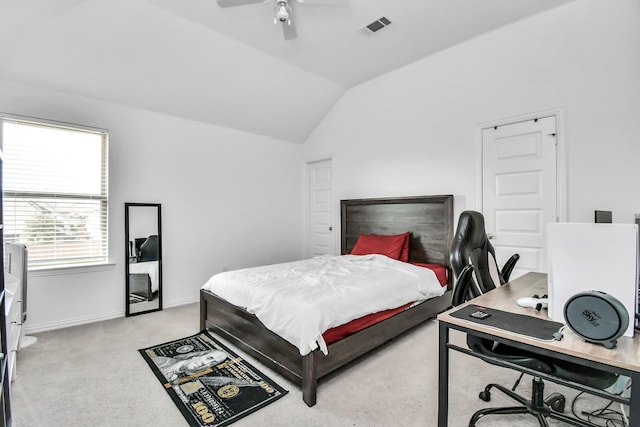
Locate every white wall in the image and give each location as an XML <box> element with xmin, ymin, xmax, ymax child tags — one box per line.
<box><xmin>3</xmin><ymin>0</ymin><xmax>640</xmax><ymax>332</ymax></box>
<box><xmin>0</xmin><ymin>80</ymin><xmax>305</xmax><ymax>333</ymax></box>
<box><xmin>303</xmin><ymin>0</ymin><xmax>640</xmax><ymax>240</ymax></box>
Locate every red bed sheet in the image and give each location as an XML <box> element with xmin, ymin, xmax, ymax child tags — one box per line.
<box><xmin>323</xmin><ymin>263</ymin><xmax>448</xmax><ymax>344</ymax></box>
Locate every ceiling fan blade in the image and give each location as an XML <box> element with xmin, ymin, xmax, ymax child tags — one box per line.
<box><xmin>216</xmin><ymin>0</ymin><xmax>265</xmax><ymax>8</ymax></box>
<box><xmin>282</xmin><ymin>20</ymin><xmax>297</xmax><ymax>40</ymax></box>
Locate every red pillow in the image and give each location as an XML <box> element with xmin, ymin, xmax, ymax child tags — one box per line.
<box><xmin>351</xmin><ymin>232</ymin><xmax>410</xmax><ymax>261</ymax></box>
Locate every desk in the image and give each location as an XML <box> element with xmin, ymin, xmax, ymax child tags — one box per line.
<box><xmin>437</xmin><ymin>272</ymin><xmax>640</xmax><ymax>426</ymax></box>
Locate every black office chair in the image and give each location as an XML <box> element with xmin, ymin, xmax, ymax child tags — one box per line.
<box><xmin>138</xmin><ymin>235</ymin><xmax>159</xmax><ymax>262</ymax></box>
<box><xmin>450</xmin><ymin>210</ymin><xmax>520</xmax><ymax>305</ymax></box>
<box><xmin>450</xmin><ymin>210</ymin><xmax>619</xmax><ymax>427</ymax></box>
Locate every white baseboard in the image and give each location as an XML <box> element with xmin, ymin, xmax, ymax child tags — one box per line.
<box><xmin>25</xmin><ymin>310</ymin><xmax>123</xmax><ymax>334</ymax></box>
<box><xmin>163</xmin><ymin>296</ymin><xmax>199</xmax><ymax>308</ymax></box>
<box><xmin>24</xmin><ymin>296</ymin><xmax>200</xmax><ymax>335</ymax></box>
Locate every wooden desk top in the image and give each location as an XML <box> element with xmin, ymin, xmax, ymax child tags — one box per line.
<box><xmin>438</xmin><ymin>272</ymin><xmax>640</xmax><ymax>373</ymax></box>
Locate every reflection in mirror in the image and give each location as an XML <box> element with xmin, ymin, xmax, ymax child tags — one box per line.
<box><xmin>125</xmin><ymin>203</ymin><xmax>162</xmax><ymax>316</ymax></box>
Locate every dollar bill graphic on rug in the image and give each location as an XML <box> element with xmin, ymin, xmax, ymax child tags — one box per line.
<box><xmin>140</xmin><ymin>331</ymin><xmax>288</xmax><ymax>427</ymax></box>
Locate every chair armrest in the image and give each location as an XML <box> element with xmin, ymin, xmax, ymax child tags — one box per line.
<box><xmin>500</xmin><ymin>254</ymin><xmax>520</xmax><ymax>283</ymax></box>
<box><xmin>451</xmin><ymin>264</ymin><xmax>476</xmax><ymax>307</ymax></box>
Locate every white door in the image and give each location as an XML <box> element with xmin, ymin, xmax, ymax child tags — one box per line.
<box><xmin>306</xmin><ymin>159</ymin><xmax>333</xmax><ymax>257</ymax></box>
<box><xmin>482</xmin><ymin>116</ymin><xmax>557</xmax><ymax>278</ymax></box>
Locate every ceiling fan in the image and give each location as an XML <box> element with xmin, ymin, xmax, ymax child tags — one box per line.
<box><xmin>216</xmin><ymin>0</ymin><xmax>307</xmax><ymax>40</ymax></box>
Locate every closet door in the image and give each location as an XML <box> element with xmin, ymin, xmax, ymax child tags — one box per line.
<box><xmin>482</xmin><ymin>117</ymin><xmax>558</xmax><ymax>278</ymax></box>
<box><xmin>306</xmin><ymin>159</ymin><xmax>334</xmax><ymax>257</ymax></box>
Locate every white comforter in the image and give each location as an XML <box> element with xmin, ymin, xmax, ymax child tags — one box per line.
<box><xmin>201</xmin><ymin>254</ymin><xmax>445</xmax><ymax>356</ymax></box>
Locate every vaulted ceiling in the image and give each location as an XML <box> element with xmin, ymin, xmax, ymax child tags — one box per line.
<box><xmin>0</xmin><ymin>0</ymin><xmax>572</xmax><ymax>143</ymax></box>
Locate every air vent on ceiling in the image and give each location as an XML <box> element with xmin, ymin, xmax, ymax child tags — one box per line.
<box><xmin>365</xmin><ymin>16</ymin><xmax>392</xmax><ymax>33</ymax></box>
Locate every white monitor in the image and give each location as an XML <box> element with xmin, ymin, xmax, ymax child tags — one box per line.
<box><xmin>547</xmin><ymin>223</ymin><xmax>638</xmax><ymax>337</ymax></box>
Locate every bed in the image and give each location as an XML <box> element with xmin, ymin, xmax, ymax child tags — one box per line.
<box><xmin>129</xmin><ymin>261</ymin><xmax>159</xmax><ymax>301</ymax></box>
<box><xmin>129</xmin><ymin>235</ymin><xmax>159</xmax><ymax>302</ymax></box>
<box><xmin>199</xmin><ymin>195</ymin><xmax>454</xmax><ymax>406</ymax></box>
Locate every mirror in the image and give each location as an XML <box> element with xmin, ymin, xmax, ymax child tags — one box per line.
<box><xmin>125</xmin><ymin>203</ymin><xmax>162</xmax><ymax>316</ymax></box>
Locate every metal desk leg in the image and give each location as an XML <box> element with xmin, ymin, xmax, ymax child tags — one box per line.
<box><xmin>438</xmin><ymin>321</ymin><xmax>449</xmax><ymax>427</ymax></box>
<box><xmin>629</xmin><ymin>371</ymin><xmax>640</xmax><ymax>425</ymax></box>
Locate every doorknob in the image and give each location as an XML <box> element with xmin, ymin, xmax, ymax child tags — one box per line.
<box><xmin>329</xmin><ymin>226</ymin><xmax>333</xmax><ymax>231</ymax></box>
<box><xmin>487</xmin><ymin>233</ymin><xmax>494</xmax><ymax>240</ymax></box>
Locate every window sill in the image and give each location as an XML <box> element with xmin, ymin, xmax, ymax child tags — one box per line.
<box><xmin>29</xmin><ymin>262</ymin><xmax>116</xmax><ymax>277</ymax></box>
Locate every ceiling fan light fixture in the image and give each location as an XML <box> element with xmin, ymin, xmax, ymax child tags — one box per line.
<box><xmin>275</xmin><ymin>1</ymin><xmax>290</xmax><ymax>24</ymax></box>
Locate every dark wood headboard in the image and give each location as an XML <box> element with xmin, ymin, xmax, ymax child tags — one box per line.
<box><xmin>340</xmin><ymin>195</ymin><xmax>454</xmax><ymax>268</ymax></box>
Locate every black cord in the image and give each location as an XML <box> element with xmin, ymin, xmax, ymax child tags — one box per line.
<box><xmin>570</xmin><ymin>391</ymin><xmax>627</xmax><ymax>427</ymax></box>
<box><xmin>511</xmin><ymin>372</ymin><xmax>524</xmax><ymax>392</ymax></box>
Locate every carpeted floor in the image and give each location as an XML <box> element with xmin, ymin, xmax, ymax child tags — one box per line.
<box><xmin>11</xmin><ymin>303</ymin><xmax>623</xmax><ymax>426</ymax></box>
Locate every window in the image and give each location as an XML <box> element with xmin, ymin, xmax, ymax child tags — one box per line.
<box><xmin>0</xmin><ymin>115</ymin><xmax>108</xmax><ymax>268</ymax></box>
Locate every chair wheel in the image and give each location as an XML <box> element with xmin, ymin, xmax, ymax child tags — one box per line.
<box><xmin>545</xmin><ymin>392</ymin><xmax>566</xmax><ymax>413</ymax></box>
<box><xmin>479</xmin><ymin>390</ymin><xmax>491</xmax><ymax>402</ymax></box>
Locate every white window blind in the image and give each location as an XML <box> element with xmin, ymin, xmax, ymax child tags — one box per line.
<box><xmin>1</xmin><ymin>116</ymin><xmax>108</xmax><ymax>268</ymax></box>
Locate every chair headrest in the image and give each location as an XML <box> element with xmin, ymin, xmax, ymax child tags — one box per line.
<box><xmin>453</xmin><ymin>210</ymin><xmax>489</xmax><ymax>249</ymax></box>
<box><xmin>450</xmin><ymin>210</ymin><xmax>501</xmax><ymax>290</ymax></box>
<box><xmin>139</xmin><ymin>235</ymin><xmax>159</xmax><ymax>261</ymax></box>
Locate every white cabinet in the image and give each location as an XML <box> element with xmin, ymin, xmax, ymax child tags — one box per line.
<box><xmin>4</xmin><ymin>242</ymin><xmax>28</xmax><ymax>384</ymax></box>
<box><xmin>3</xmin><ymin>272</ymin><xmax>21</xmax><ymax>383</ymax></box>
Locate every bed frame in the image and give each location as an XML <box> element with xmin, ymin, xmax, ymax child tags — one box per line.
<box><xmin>129</xmin><ymin>273</ymin><xmax>153</xmax><ymax>301</ymax></box>
<box><xmin>200</xmin><ymin>195</ymin><xmax>454</xmax><ymax>406</ymax></box>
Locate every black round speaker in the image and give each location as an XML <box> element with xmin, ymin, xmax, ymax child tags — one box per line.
<box><xmin>563</xmin><ymin>291</ymin><xmax>629</xmax><ymax>349</ymax></box>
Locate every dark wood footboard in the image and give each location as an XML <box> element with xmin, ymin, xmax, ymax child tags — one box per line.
<box><xmin>200</xmin><ymin>288</ymin><xmax>452</xmax><ymax>406</ymax></box>
<box><xmin>129</xmin><ymin>273</ymin><xmax>152</xmax><ymax>300</ymax></box>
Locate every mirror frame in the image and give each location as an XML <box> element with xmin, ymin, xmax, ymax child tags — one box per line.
<box><xmin>125</xmin><ymin>202</ymin><xmax>163</xmax><ymax>316</ymax></box>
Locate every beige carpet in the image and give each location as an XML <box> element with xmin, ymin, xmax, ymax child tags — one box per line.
<box><xmin>11</xmin><ymin>303</ymin><xmax>623</xmax><ymax>426</ymax></box>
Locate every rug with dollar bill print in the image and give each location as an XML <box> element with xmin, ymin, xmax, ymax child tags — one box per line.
<box><xmin>139</xmin><ymin>331</ymin><xmax>288</xmax><ymax>427</ymax></box>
